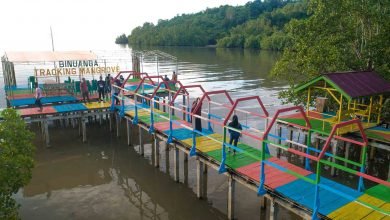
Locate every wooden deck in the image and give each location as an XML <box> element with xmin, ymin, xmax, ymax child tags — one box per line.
<box><xmin>120</xmin><ymin>101</ymin><xmax>390</xmax><ymax>219</ymax></box>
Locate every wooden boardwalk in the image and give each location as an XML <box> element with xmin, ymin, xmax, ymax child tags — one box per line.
<box><xmin>4</xmin><ymin>73</ymin><xmax>390</xmax><ymax>220</ymax></box>
<box><xmin>120</xmin><ymin>101</ymin><xmax>389</xmax><ymax>219</ymax></box>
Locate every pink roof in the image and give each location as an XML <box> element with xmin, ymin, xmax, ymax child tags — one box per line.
<box><xmin>4</xmin><ymin>51</ymin><xmax>97</xmax><ymax>62</ymax></box>
<box><xmin>325</xmin><ymin>71</ymin><xmax>390</xmax><ymax>98</ymax></box>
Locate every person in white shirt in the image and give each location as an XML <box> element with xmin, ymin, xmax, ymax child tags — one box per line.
<box><xmin>35</xmin><ymin>82</ymin><xmax>43</xmax><ymax>112</ymax></box>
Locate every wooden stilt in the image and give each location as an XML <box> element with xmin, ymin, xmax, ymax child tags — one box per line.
<box><xmin>260</xmin><ymin>196</ymin><xmax>266</xmax><ymax>210</ymax></box>
<box><xmin>277</xmin><ymin>126</ymin><xmax>282</xmax><ymax>158</ymax></box>
<box><xmin>302</xmin><ymin>133</ymin><xmax>307</xmax><ymax>165</ymax></box>
<box><xmin>184</xmin><ymin>153</ymin><xmax>188</xmax><ymax>186</ymax></box>
<box><xmin>44</xmin><ymin>120</ymin><xmax>50</xmax><ymax>147</ymax></box>
<box><xmin>197</xmin><ymin>158</ymin><xmax>203</xmax><ymax>199</ymax></box>
<box><xmin>344</xmin><ymin>142</ymin><xmax>351</xmax><ymax>167</ymax></box>
<box><xmin>154</xmin><ymin>135</ymin><xmax>160</xmax><ymax>168</ymax></box>
<box><xmin>139</xmin><ymin>126</ymin><xmax>144</xmax><ymax>155</ymax></box>
<box><xmin>78</xmin><ymin>118</ymin><xmax>82</xmax><ymax>137</ymax></box>
<box><xmin>288</xmin><ymin>128</ymin><xmax>293</xmax><ymax>162</ymax></box>
<box><xmin>109</xmin><ymin>113</ymin><xmax>113</xmax><ymax>132</ymax></box>
<box><xmin>227</xmin><ymin>174</ymin><xmax>235</xmax><ymax>220</ymax></box>
<box><xmin>269</xmin><ymin>198</ymin><xmax>277</xmax><ymax>220</ymax></box>
<box><xmin>331</xmin><ymin>141</ymin><xmax>337</xmax><ymax>176</ymax></box>
<box><xmin>165</xmin><ymin>145</ymin><xmax>170</xmax><ymax>175</ymax></box>
<box><xmin>174</xmin><ymin>145</ymin><xmax>179</xmax><ymax>182</ymax></box>
<box><xmin>82</xmin><ymin>118</ymin><xmax>87</xmax><ymax>143</ymax></box>
<box><xmin>202</xmin><ymin>163</ymin><xmax>208</xmax><ymax>199</ymax></box>
<box><xmin>116</xmin><ymin>114</ymin><xmax>120</xmax><ymax>137</ymax></box>
<box><xmin>369</xmin><ymin>144</ymin><xmax>375</xmax><ymax>160</ymax></box>
<box><xmin>126</xmin><ymin>119</ymin><xmax>131</xmax><ymax>146</ymax></box>
<box><xmin>388</xmin><ymin>162</ymin><xmax>390</xmax><ymax>181</ymax></box>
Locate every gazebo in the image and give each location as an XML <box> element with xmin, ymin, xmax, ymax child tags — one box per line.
<box><xmin>291</xmin><ymin>71</ymin><xmax>390</xmax><ymax>134</ymax></box>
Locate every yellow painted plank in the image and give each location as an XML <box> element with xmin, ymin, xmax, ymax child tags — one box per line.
<box><xmin>126</xmin><ymin>109</ymin><xmax>149</xmax><ymax>117</ymax></box>
<box><xmin>83</xmin><ymin>101</ymin><xmax>111</xmax><ymax>109</ymax></box>
<box><xmin>182</xmin><ymin>133</ymin><xmax>223</xmax><ymax>153</ymax></box>
<box><xmin>363</xmin><ymin>203</ymin><xmax>390</xmax><ymax>220</ymax></box>
<box><xmin>328</xmin><ymin>194</ymin><xmax>387</xmax><ymax>220</ymax></box>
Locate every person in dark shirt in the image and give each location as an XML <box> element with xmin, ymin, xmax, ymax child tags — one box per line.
<box><xmin>105</xmin><ymin>74</ymin><xmax>111</xmax><ymax>97</ymax></box>
<box><xmin>113</xmin><ymin>79</ymin><xmax>121</xmax><ymax>105</ymax></box>
<box><xmin>228</xmin><ymin>115</ymin><xmax>242</xmax><ymax>155</ymax></box>
<box><xmin>163</xmin><ymin>75</ymin><xmax>170</xmax><ymax>81</ymax></box>
<box><xmin>119</xmin><ymin>75</ymin><xmax>125</xmax><ymax>86</ymax></box>
<box><xmin>97</xmin><ymin>76</ymin><xmax>105</xmax><ymax>102</ymax></box>
<box><xmin>80</xmin><ymin>78</ymin><xmax>90</xmax><ymax>103</ymax></box>
<box><xmin>191</xmin><ymin>97</ymin><xmax>202</xmax><ymax>132</ymax></box>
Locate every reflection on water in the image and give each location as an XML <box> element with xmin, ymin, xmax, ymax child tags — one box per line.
<box><xmin>10</xmin><ymin>46</ymin><xmax>299</xmax><ymax>220</ymax></box>
<box><xmin>16</xmin><ymin>124</ymin><xmax>227</xmax><ymax>220</ymax></box>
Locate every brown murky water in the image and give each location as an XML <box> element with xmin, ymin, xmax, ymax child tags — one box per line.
<box><xmin>9</xmin><ymin>47</ymin><xmax>303</xmax><ymax>220</ymax></box>
<box><xmin>15</xmin><ymin>121</ymin><xmax>298</xmax><ymax>220</ymax></box>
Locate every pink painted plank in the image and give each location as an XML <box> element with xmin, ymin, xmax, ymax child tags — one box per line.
<box><xmin>154</xmin><ymin>120</ymin><xmax>192</xmax><ymax>131</ymax></box>
<box><xmin>154</xmin><ymin>122</ymin><xmax>171</xmax><ymax>131</ymax></box>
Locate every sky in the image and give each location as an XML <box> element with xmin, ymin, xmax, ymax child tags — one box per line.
<box><xmin>0</xmin><ymin>0</ymin><xmax>249</xmax><ymax>52</ymax></box>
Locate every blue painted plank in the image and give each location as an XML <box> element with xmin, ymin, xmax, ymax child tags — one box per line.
<box><xmin>125</xmin><ymin>84</ymin><xmax>154</xmax><ymax>91</ymax></box>
<box><xmin>276</xmin><ymin>174</ymin><xmax>363</xmax><ymax>215</ymax></box>
<box><xmin>163</xmin><ymin>128</ymin><xmax>214</xmax><ymax>140</ymax></box>
<box><xmin>9</xmin><ymin>98</ymin><xmax>36</xmax><ymax>106</ymax></box>
<box><xmin>9</xmin><ymin>96</ymin><xmax>77</xmax><ymax>107</ymax></box>
<box><xmin>53</xmin><ymin>103</ymin><xmax>88</xmax><ymax>113</ymax></box>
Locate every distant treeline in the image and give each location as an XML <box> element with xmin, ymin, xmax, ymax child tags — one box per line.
<box><xmin>117</xmin><ymin>0</ymin><xmax>308</xmax><ymax>50</ymax></box>
<box><xmin>115</xmin><ymin>34</ymin><xmax>128</xmax><ymax>44</ymax></box>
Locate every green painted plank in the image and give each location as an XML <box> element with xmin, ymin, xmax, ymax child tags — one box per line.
<box><xmin>138</xmin><ymin>113</ymin><xmax>179</xmax><ymax>124</ymax></box>
<box><xmin>365</xmin><ymin>184</ymin><xmax>390</xmax><ymax>203</ymax></box>
<box><xmin>281</xmin><ymin>118</ymin><xmax>333</xmax><ymax>134</ymax></box>
<box><xmin>206</xmin><ymin>143</ymin><xmax>270</xmax><ymax>169</ymax></box>
<box><xmin>127</xmin><ymin>78</ymin><xmax>141</xmax><ymax>83</ymax></box>
<box><xmin>365</xmin><ymin>130</ymin><xmax>389</xmax><ymax>143</ymax></box>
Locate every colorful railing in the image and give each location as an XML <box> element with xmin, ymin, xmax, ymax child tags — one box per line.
<box><xmin>111</xmin><ymin>73</ymin><xmax>390</xmax><ymax>219</ymax></box>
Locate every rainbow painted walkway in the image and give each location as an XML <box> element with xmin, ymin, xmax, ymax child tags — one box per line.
<box><xmin>109</xmin><ymin>73</ymin><xmax>390</xmax><ymax>220</ymax></box>
<box><xmin>118</xmin><ymin>100</ymin><xmax>390</xmax><ymax>219</ymax></box>
<box><xmin>4</xmin><ymin>72</ymin><xmax>389</xmax><ymax>219</ymax></box>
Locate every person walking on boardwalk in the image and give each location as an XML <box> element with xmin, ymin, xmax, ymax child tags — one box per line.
<box><xmin>228</xmin><ymin>115</ymin><xmax>242</xmax><ymax>155</ymax></box>
<box><xmin>191</xmin><ymin>97</ymin><xmax>202</xmax><ymax>132</ymax></box>
<box><xmin>34</xmin><ymin>82</ymin><xmax>43</xmax><ymax>112</ymax></box>
<box><xmin>97</xmin><ymin>75</ymin><xmax>105</xmax><ymax>102</ymax></box>
<box><xmin>172</xmin><ymin>71</ymin><xmax>178</xmax><ymax>81</ymax></box>
<box><xmin>105</xmin><ymin>74</ymin><xmax>111</xmax><ymax>99</ymax></box>
<box><xmin>119</xmin><ymin>75</ymin><xmax>125</xmax><ymax>86</ymax></box>
<box><xmin>80</xmin><ymin>78</ymin><xmax>90</xmax><ymax>103</ymax></box>
<box><xmin>112</xmin><ymin>79</ymin><xmax>121</xmax><ymax>105</ymax></box>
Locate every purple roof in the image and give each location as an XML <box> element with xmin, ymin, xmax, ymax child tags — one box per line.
<box><xmin>324</xmin><ymin>71</ymin><xmax>390</xmax><ymax>98</ymax></box>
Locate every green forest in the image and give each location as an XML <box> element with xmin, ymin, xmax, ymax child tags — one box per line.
<box><xmin>120</xmin><ymin>0</ymin><xmax>307</xmax><ymax>50</ymax></box>
<box><xmin>118</xmin><ymin>0</ymin><xmax>389</xmax><ymax>105</ymax></box>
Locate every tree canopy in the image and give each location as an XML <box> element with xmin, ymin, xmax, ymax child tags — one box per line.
<box><xmin>271</xmin><ymin>0</ymin><xmax>390</xmax><ymax>105</ymax></box>
<box><xmin>115</xmin><ymin>34</ymin><xmax>128</xmax><ymax>44</ymax></box>
<box><xmin>0</xmin><ymin>109</ymin><xmax>35</xmax><ymax>219</ymax></box>
<box><xmin>125</xmin><ymin>0</ymin><xmax>300</xmax><ymax>47</ymax></box>
<box><xmin>217</xmin><ymin>1</ymin><xmax>307</xmax><ymax>49</ymax></box>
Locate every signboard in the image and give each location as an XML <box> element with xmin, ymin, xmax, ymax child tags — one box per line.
<box><xmin>34</xmin><ymin>60</ymin><xmax>120</xmax><ymax>77</ymax></box>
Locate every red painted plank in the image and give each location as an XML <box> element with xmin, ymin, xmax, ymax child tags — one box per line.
<box><xmin>236</xmin><ymin>157</ymin><xmax>312</xmax><ymax>189</ymax></box>
<box><xmin>18</xmin><ymin>106</ymin><xmax>57</xmax><ymax>116</ymax></box>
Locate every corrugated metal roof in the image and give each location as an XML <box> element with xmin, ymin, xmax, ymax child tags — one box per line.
<box><xmin>4</xmin><ymin>51</ymin><xmax>97</xmax><ymax>62</ymax></box>
<box><xmin>324</xmin><ymin>71</ymin><xmax>390</xmax><ymax>98</ymax></box>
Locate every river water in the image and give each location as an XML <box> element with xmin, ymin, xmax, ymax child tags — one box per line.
<box><xmin>6</xmin><ymin>46</ymin><xmax>304</xmax><ymax>219</ymax></box>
